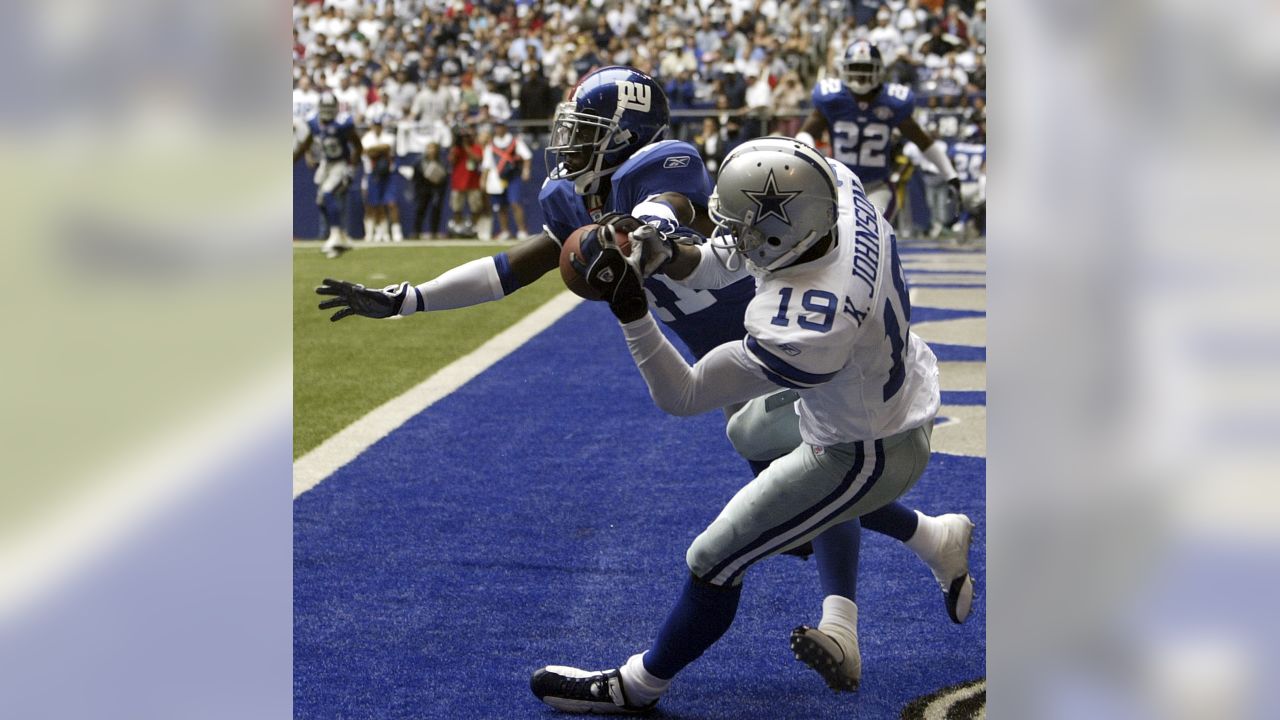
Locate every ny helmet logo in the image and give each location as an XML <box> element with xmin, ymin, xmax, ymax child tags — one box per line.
<box><xmin>615</xmin><ymin>80</ymin><xmax>652</xmax><ymax>112</ymax></box>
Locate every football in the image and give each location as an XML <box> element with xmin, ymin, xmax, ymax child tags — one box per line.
<box><xmin>559</xmin><ymin>224</ymin><xmax>632</xmax><ymax>301</ymax></box>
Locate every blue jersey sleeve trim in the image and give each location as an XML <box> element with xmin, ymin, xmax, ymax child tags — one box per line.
<box><xmin>744</xmin><ymin>336</ymin><xmax>837</xmax><ymax>387</ymax></box>
<box><xmin>493</xmin><ymin>252</ymin><xmax>520</xmax><ymax>296</ymax></box>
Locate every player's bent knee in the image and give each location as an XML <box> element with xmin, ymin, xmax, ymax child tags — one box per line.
<box><xmin>685</xmin><ymin>536</ymin><xmax>724</xmax><ymax>583</ymax></box>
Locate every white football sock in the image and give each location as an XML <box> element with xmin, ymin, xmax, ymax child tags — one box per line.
<box><xmin>905</xmin><ymin>510</ymin><xmax>943</xmax><ymax>559</ymax></box>
<box><xmin>619</xmin><ymin>652</ymin><xmax>669</xmax><ymax>706</ymax></box>
<box><xmin>818</xmin><ymin>595</ymin><xmax>858</xmax><ymax>652</ymax></box>
<box><xmin>364</xmin><ymin>219</ymin><xmax>374</xmax><ymax>240</ymax></box>
<box><xmin>391</xmin><ymin>222</ymin><xmax>404</xmax><ymax>241</ymax></box>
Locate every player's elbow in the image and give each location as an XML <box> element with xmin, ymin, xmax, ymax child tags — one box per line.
<box><xmin>648</xmin><ymin>386</ymin><xmax>704</xmax><ymax>417</ymax></box>
<box><xmin>650</xmin><ymin>391</ymin><xmax>697</xmax><ymax>417</ymax></box>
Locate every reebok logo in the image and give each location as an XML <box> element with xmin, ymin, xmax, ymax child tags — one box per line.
<box><xmin>663</xmin><ymin>156</ymin><xmax>690</xmax><ymax>168</ymax></box>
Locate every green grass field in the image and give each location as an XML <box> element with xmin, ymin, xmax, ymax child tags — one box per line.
<box><xmin>294</xmin><ymin>244</ymin><xmax>567</xmax><ymax>457</ymax></box>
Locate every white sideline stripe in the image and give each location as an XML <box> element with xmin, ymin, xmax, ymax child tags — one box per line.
<box><xmin>293</xmin><ymin>291</ymin><xmax>584</xmax><ymax>498</ymax></box>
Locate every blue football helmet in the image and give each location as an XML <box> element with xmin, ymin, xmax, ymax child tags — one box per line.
<box><xmin>546</xmin><ymin>66</ymin><xmax>669</xmax><ymax>195</ymax></box>
<box><xmin>841</xmin><ymin>41</ymin><xmax>885</xmax><ymax>95</ymax></box>
<box><xmin>318</xmin><ymin>92</ymin><xmax>339</xmax><ymax>122</ymax></box>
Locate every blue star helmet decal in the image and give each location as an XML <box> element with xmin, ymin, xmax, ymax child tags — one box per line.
<box><xmin>742</xmin><ymin>169</ymin><xmax>803</xmax><ymax>225</ymax></box>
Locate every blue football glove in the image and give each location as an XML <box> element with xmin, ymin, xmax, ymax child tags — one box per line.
<box><xmin>316</xmin><ymin>278</ymin><xmax>415</xmax><ymax>321</ymax></box>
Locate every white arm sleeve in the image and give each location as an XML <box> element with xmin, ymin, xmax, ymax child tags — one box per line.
<box><xmin>672</xmin><ymin>243</ymin><xmax>753</xmax><ymax>291</ymax></box>
<box><xmin>923</xmin><ymin>140</ymin><xmax>958</xmax><ymax>181</ymax></box>
<box><xmin>411</xmin><ymin>257</ymin><xmax>506</xmax><ymax>312</ymax></box>
<box><xmin>621</xmin><ymin>315</ymin><xmax>778</xmax><ymax>417</ymax></box>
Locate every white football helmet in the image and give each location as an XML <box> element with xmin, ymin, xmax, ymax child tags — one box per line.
<box><xmin>709</xmin><ymin>137</ymin><xmax>840</xmax><ymax>273</ymax></box>
<box><xmin>841</xmin><ymin>41</ymin><xmax>885</xmax><ymax>95</ymax></box>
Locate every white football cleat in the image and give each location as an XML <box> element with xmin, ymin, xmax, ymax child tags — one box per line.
<box><xmin>790</xmin><ymin>626</ymin><xmax>861</xmax><ymax>692</ymax></box>
<box><xmin>927</xmin><ymin>513</ymin><xmax>977</xmax><ymax>623</ymax></box>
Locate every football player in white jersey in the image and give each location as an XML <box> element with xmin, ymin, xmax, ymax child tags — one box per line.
<box><xmin>798</xmin><ymin>40</ymin><xmax>961</xmax><ymax>223</ymax></box>
<box><xmin>531</xmin><ymin>138</ymin><xmax>962</xmax><ymax>714</ymax></box>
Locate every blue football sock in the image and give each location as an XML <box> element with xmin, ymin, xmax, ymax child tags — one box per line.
<box><xmin>321</xmin><ymin>193</ymin><xmax>342</xmax><ymax>234</ymax></box>
<box><xmin>812</xmin><ymin>518</ymin><xmax>861</xmax><ymax>599</ymax></box>
<box><xmin>642</xmin><ymin>574</ymin><xmax>742</xmax><ymax>680</ymax></box>
<box><xmin>861</xmin><ymin>501</ymin><xmax>919</xmax><ymax>542</ymax></box>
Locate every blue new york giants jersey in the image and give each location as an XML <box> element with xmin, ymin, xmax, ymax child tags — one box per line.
<box><xmin>948</xmin><ymin>142</ymin><xmax>986</xmax><ymax>183</ymax></box>
<box><xmin>540</xmin><ymin>140</ymin><xmax>756</xmax><ymax>359</ymax></box>
<box><xmin>307</xmin><ymin>113</ymin><xmax>358</xmax><ymax>163</ymax></box>
<box><xmin>812</xmin><ymin>79</ymin><xmax>916</xmax><ymax>185</ymax></box>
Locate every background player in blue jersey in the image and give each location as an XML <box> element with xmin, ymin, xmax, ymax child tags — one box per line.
<box><xmin>314</xmin><ymin>67</ymin><xmax>973</xmax><ymax>665</ymax></box>
<box><xmin>797</xmin><ymin>41</ymin><xmax>961</xmax><ymax>225</ymax></box>
<box><xmin>294</xmin><ymin>92</ymin><xmax>363</xmax><ymax>258</ymax></box>
<box><xmin>949</xmin><ymin>136</ymin><xmax>987</xmax><ymax>240</ymax></box>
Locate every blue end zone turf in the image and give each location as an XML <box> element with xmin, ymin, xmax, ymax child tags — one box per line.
<box><xmin>295</xmin><ymin>301</ymin><xmax>986</xmax><ymax>719</ymax></box>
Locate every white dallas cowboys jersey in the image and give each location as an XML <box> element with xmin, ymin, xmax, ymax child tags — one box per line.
<box><xmin>741</xmin><ymin>161</ymin><xmax>939</xmax><ymax>446</ymax></box>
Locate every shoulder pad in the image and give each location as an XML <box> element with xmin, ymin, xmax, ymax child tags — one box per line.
<box><xmin>814</xmin><ymin>78</ymin><xmax>845</xmax><ymax>100</ymax></box>
<box><xmin>882</xmin><ymin>84</ymin><xmax>915</xmax><ymax>108</ymax></box>
<box><xmin>617</xmin><ymin>140</ymin><xmax>704</xmax><ymax>177</ymax></box>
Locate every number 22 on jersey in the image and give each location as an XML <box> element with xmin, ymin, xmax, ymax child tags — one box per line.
<box><xmin>832</xmin><ymin>121</ymin><xmax>891</xmax><ymax>170</ymax></box>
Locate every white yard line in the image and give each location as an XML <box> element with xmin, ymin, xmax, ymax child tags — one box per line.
<box><xmin>292</xmin><ymin>291</ymin><xmax>584</xmax><ymax>498</ymax></box>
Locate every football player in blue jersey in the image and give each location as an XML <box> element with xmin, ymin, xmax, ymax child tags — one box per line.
<box><xmin>314</xmin><ymin>68</ymin><xmax>973</xmax><ymax>689</ymax></box>
<box><xmin>294</xmin><ymin>92</ymin><xmax>363</xmax><ymax>258</ymax></box>
<box><xmin>798</xmin><ymin>41</ymin><xmax>961</xmax><ymax>224</ymax></box>
<box><xmin>948</xmin><ymin>136</ymin><xmax>987</xmax><ymax>240</ymax></box>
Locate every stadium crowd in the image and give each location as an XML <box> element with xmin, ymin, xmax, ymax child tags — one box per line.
<box><xmin>293</xmin><ymin>0</ymin><xmax>987</xmax><ymax>240</ymax></box>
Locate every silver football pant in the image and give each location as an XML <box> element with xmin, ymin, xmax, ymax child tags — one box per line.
<box><xmin>687</xmin><ymin>392</ymin><xmax>933</xmax><ymax>586</ymax></box>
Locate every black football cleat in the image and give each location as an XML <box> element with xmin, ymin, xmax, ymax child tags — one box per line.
<box><xmin>530</xmin><ymin>666</ymin><xmax>656</xmax><ymax>715</ymax></box>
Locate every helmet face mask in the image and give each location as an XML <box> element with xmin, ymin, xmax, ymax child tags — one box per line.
<box><xmin>709</xmin><ymin>137</ymin><xmax>840</xmax><ymax>273</ymax></box>
<box><xmin>547</xmin><ymin>102</ymin><xmax>614</xmax><ymax>175</ymax></box>
<box><xmin>841</xmin><ymin>41</ymin><xmax>885</xmax><ymax>95</ymax></box>
<box><xmin>544</xmin><ymin>66</ymin><xmax>670</xmax><ymax>195</ymax></box>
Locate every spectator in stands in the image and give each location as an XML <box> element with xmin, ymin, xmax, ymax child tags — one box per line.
<box><xmin>970</xmin><ymin>1</ymin><xmax>986</xmax><ymax>47</ymax></box>
<box><xmin>411</xmin><ymin>72</ymin><xmax>455</xmax><ymax>124</ymax></box>
<box><xmin>940</xmin><ymin>4</ymin><xmax>969</xmax><ymax>42</ymax></box>
<box><xmin>916</xmin><ymin>20</ymin><xmax>964</xmax><ymax>62</ymax></box>
<box><xmin>360</xmin><ymin>117</ymin><xmax>403</xmax><ymax>242</ymax></box>
<box><xmin>480</xmin><ymin>120</ymin><xmax>533</xmax><ymax>241</ymax></box>
<box><xmin>966</xmin><ymin>52</ymin><xmax>986</xmax><ymax>94</ymax></box>
<box><xmin>934</xmin><ymin>53</ymin><xmax>969</xmax><ymax>96</ymax></box>
<box><xmin>772</xmin><ymin>71</ymin><xmax>806</xmax><ymax>136</ymax></box>
<box><xmin>868</xmin><ymin>7</ymin><xmax>905</xmax><ymax>62</ymax></box>
<box><xmin>335</xmin><ymin>74</ymin><xmax>367</xmax><ymax>120</ymax></box>
<box><xmin>695</xmin><ymin>17</ymin><xmax>722</xmax><ymax>58</ymax></box>
<box><xmin>694</xmin><ymin>116</ymin><xmax>724</xmax><ymax>174</ymax></box>
<box><xmin>517</xmin><ymin>62</ymin><xmax>558</xmax><ymax>131</ymax></box>
<box><xmin>896</xmin><ymin>0</ymin><xmax>931</xmax><ymax>47</ymax></box>
<box><xmin>744</xmin><ymin>68</ymin><xmax>773</xmax><ymax>138</ymax></box>
<box><xmin>447</xmin><ymin>126</ymin><xmax>485</xmax><ymax>238</ymax></box>
<box><xmin>412</xmin><ymin>141</ymin><xmax>450</xmax><ymax>240</ymax></box>
<box><xmin>293</xmin><ymin>75</ymin><xmax>320</xmax><ymax>120</ymax></box>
